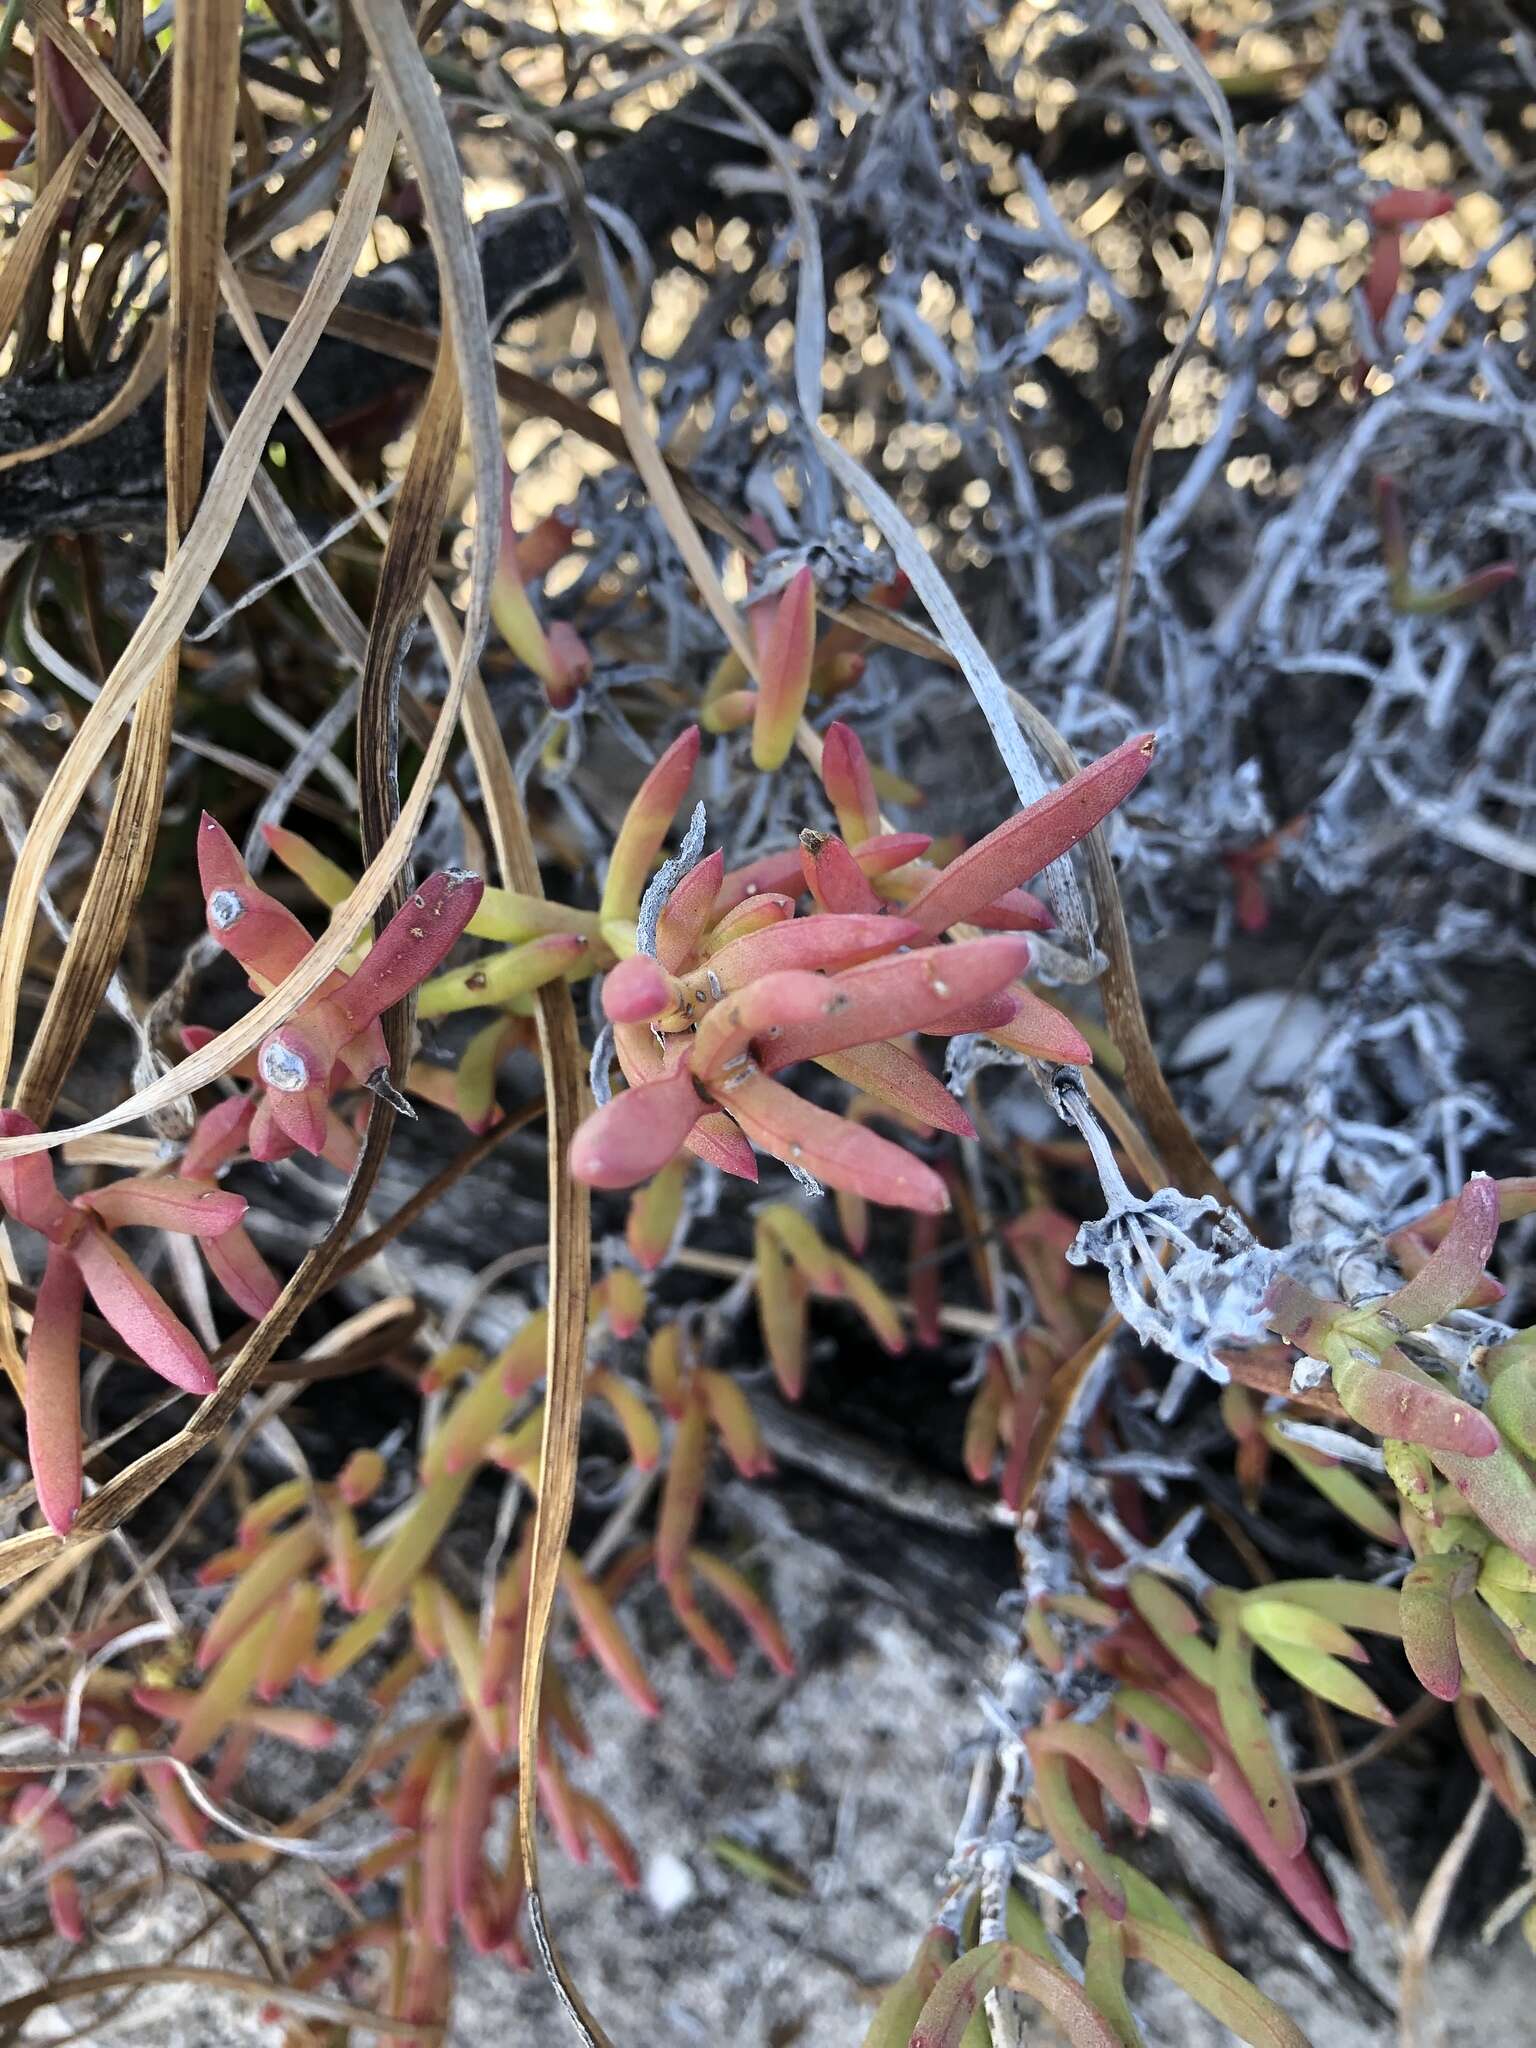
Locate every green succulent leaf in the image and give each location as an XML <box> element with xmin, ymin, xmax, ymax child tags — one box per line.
<box><xmin>1453</xmin><ymin>1594</ymin><xmax>1536</xmax><ymax>1759</ymax></box>
<box><xmin>1212</xmin><ymin>1601</ymin><xmax>1307</xmax><ymax>1860</ymax></box>
<box><xmin>1255</xmin><ymin>1639</ymin><xmax>1394</xmax><ymax>1725</ymax></box>
<box><xmin>909</xmin><ymin>1942</ymin><xmax>1120</xmax><ymax>2048</ymax></box>
<box><xmin>1121</xmin><ymin>1917</ymin><xmax>1313</xmax><ymax>2048</ymax></box>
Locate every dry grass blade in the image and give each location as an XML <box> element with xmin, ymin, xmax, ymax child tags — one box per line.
<box><xmin>16</xmin><ymin>0</ymin><xmax>244</xmax><ymax>1124</ymax></box>
<box><xmin>347</xmin><ymin>3</ymin><xmax>602</xmax><ymax>2033</ymax></box>
<box><xmin>0</xmin><ymin>93</ymin><xmax>399</xmax><ymax>1118</ymax></box>
<box><xmin>498</xmin><ymin>105</ymin><xmax>755</xmax><ymax>681</ymax></box>
<box><xmin>0</xmin><ymin>125</ymin><xmax>93</xmax><ymax>352</ymax></box>
<box><xmin>0</xmin><ymin>1962</ymin><xmax>443</xmax><ymax>2038</ymax></box>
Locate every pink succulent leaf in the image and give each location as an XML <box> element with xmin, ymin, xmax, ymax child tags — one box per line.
<box><xmin>799</xmin><ymin>831</ymin><xmax>884</xmax><ymax>915</ymax></box>
<box><xmin>26</xmin><ymin>1244</ymin><xmax>84</xmax><ymax>1534</ymax></box>
<box><xmin>1332</xmin><ymin>1348</ymin><xmax>1499</xmax><ymax>1458</ymax></box>
<box><xmin>542</xmin><ymin>622</ymin><xmax>592</xmax><ymax>711</ymax></box>
<box><xmin>246</xmin><ymin>1096</ymin><xmax>295</xmax><ymax>1165</ymax></box>
<box><xmin>602</xmin><ymin>954</ymin><xmax>674</xmax><ymax>1025</ymax></box>
<box><xmin>689</xmin><ymin>970</ymin><xmax>851</xmax><ymax>1084</ymax></box>
<box><xmin>813</xmin><ymin>1040</ymin><xmax>976</xmax><ymax>1138</ymax></box>
<box><xmin>750</xmin><ymin>565</ymin><xmax>816</xmax><ymax>771</ymax></box>
<box><xmin>600</xmin><ymin>726</ymin><xmax>702</xmax><ymax>928</ymax></box>
<box><xmin>1031</xmin><ymin>1721</ymin><xmax>1151</xmax><ymax>1826</ymax></box>
<box><xmin>1369</xmin><ymin>187</ymin><xmax>1455</xmax><ymax>229</ymax></box>
<box><xmin>819</xmin><ymin>721</ymin><xmax>882</xmax><ymax>845</ymax></box>
<box><xmin>202</xmin><ymin>1224</ymin><xmax>282</xmax><ymax>1320</ymax></box>
<box><xmin>1362</xmin><ymin>229</ymin><xmax>1401</xmax><ymax>333</ymax></box>
<box><xmin>686</xmin><ymin>1111</ymin><xmax>759</xmax><ymax>1181</ymax></box>
<box><xmin>1429</xmin><ymin>1437</ymin><xmax>1536</xmax><ymax>1570</ymax></box>
<box><xmin>688</xmin><ymin>1548</ymin><xmax>795</xmax><ymax>1675</ymax></box>
<box><xmin>333</xmin><ymin>869</ymin><xmax>486</xmax><ymax>1031</ymax></box>
<box><xmin>965</xmin><ymin>888</ymin><xmax>1054</xmax><ymax>934</ymax></box>
<box><xmin>921</xmin><ymin>990</ymin><xmax>1023</xmax><ymax>1037</ymax></box>
<box><xmin>197</xmin><ymin>814</ymin><xmax>316</xmax><ymax>985</ymax></box>
<box><xmin>710</xmin><ymin>849</ymin><xmax>806</xmax><ymax>918</ymax></box>
<box><xmin>1378</xmin><ymin>1173</ymin><xmax>1501</xmax><ymax>1331</ymax></box>
<box><xmin>569</xmin><ymin>1066</ymin><xmax>706</xmax><ymax>1190</ymax></box>
<box><xmin>180</xmin><ymin>1094</ymin><xmax>255</xmax><ymax>1180</ymax></box>
<box><xmin>902</xmin><ymin>733</ymin><xmax>1157</xmax><ymax>938</ymax></box>
<box><xmin>763</xmin><ymin>935</ymin><xmax>1032</xmax><ymax>1070</ymax></box>
<box><xmin>0</xmin><ymin>1110</ymin><xmax>78</xmax><ymax>1240</ymax></box>
<box><xmin>710</xmin><ymin>1066</ymin><xmax>950</xmax><ymax>1212</ymax></box>
<box><xmin>77</xmin><ymin>1175</ymin><xmax>249</xmax><ymax>1240</ymax></box>
<box><xmin>706</xmin><ymin>910</ymin><xmax>914</xmax><ymax>990</ymax></box>
<box><xmin>513</xmin><ymin>511</ymin><xmax>577</xmax><ymax>583</ymax></box>
<box><xmin>981</xmin><ymin>987</ymin><xmax>1095</xmax><ymax>1065</ymax></box>
<box><xmin>259</xmin><ymin>1077</ymin><xmax>333</xmax><ymax>1160</ymax></box>
<box><xmin>319</xmin><ymin>1106</ymin><xmax>363</xmax><ymax>1173</ymax></box>
<box><xmin>700</xmin><ymin>892</ymin><xmax>797</xmax><ymax>953</ymax></box>
<box><xmin>335</xmin><ymin>1017</ymin><xmax>392</xmax><ymax>1086</ymax></box>
<box><xmin>1205</xmin><ymin>1737</ymin><xmax>1349</xmax><ymax>1950</ymax></box>
<box><xmin>68</xmin><ymin>1227</ymin><xmax>218</xmax><ymax>1396</ymax></box>
<box><xmin>851</xmin><ymin>830</ymin><xmax>935</xmax><ymax>875</ymax></box>
<box><xmin>655</xmin><ymin>849</ymin><xmax>726</xmax><ymax>971</ymax></box>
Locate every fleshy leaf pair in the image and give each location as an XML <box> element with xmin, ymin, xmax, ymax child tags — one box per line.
<box><xmin>196</xmin><ymin>815</ymin><xmax>485</xmax><ymax>1159</ymax></box>
<box><xmin>0</xmin><ymin>1109</ymin><xmax>256</xmax><ymax>1533</ymax></box>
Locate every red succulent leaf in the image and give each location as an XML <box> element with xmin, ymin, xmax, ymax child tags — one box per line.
<box><xmin>763</xmin><ymin>936</ymin><xmax>1032</xmax><ymax>1070</ymax></box>
<box><xmin>77</xmin><ymin>1175</ymin><xmax>248</xmax><ymax>1240</ymax></box>
<box><xmin>750</xmin><ymin>566</ymin><xmax>816</xmax><ymax>771</ymax></box>
<box><xmin>982</xmin><ymin>986</ymin><xmax>1095</xmax><ymax>1065</ymax></box>
<box><xmin>202</xmin><ymin>1224</ymin><xmax>282</xmax><ymax>1320</ymax></box>
<box><xmin>798</xmin><ymin>830</ymin><xmax>885</xmax><ymax>914</ymax></box>
<box><xmin>689</xmin><ymin>970</ymin><xmax>853</xmax><ymax>1084</ymax></box>
<box><xmin>707</xmin><ymin>910</ymin><xmax>913</xmax><ymax>990</ymax></box>
<box><xmin>655</xmin><ymin>849</ymin><xmax>726</xmax><ymax>971</ymax></box>
<box><xmin>701</xmin><ymin>892</ymin><xmax>797</xmax><ymax>953</ymax></box>
<box><xmin>819</xmin><ymin>721</ymin><xmax>882</xmax><ymax>845</ymax></box>
<box><xmin>1378</xmin><ymin>1173</ymin><xmax>1500</xmax><ymax>1332</ymax></box>
<box><xmin>332</xmin><ymin>868</ymin><xmax>486</xmax><ymax>1032</ymax></box>
<box><xmin>68</xmin><ymin>1227</ymin><xmax>217</xmax><ymax>1396</ymax></box>
<box><xmin>711</xmin><ymin>1066</ymin><xmax>950</xmax><ymax>1212</ymax></box>
<box><xmin>1362</xmin><ymin>229</ymin><xmax>1401</xmax><ymax>333</ymax></box>
<box><xmin>569</xmin><ymin>1065</ymin><xmax>706</xmax><ymax>1190</ymax></box>
<box><xmin>1369</xmin><ymin>187</ymin><xmax>1455</xmax><ymax>229</ymax></box>
<box><xmin>26</xmin><ymin>1245</ymin><xmax>85</xmax><ymax>1534</ymax></box>
<box><xmin>814</xmin><ymin>1039</ymin><xmax>975</xmax><ymax>1137</ymax></box>
<box><xmin>902</xmin><ymin>734</ymin><xmax>1156</xmax><ymax>938</ymax></box>
<box><xmin>602</xmin><ymin>954</ymin><xmax>673</xmax><ymax>1025</ymax></box>
<box><xmin>180</xmin><ymin>1094</ymin><xmax>255</xmax><ymax>1180</ymax></box>
<box><xmin>0</xmin><ymin>1110</ymin><xmax>78</xmax><ymax>1240</ymax></box>
<box><xmin>852</xmin><ymin>830</ymin><xmax>935</xmax><ymax>875</ymax></box>
<box><xmin>711</xmin><ymin>849</ymin><xmax>807</xmax><ymax>917</ymax></box>
<box><xmin>197</xmin><ymin>814</ymin><xmax>316</xmax><ymax>985</ymax></box>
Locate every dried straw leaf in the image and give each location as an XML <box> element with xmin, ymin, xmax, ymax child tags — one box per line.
<box><xmin>0</xmin><ymin>87</ymin><xmax>402</xmax><ymax>1123</ymax></box>
<box><xmin>0</xmin><ymin>124</ymin><xmax>94</xmax><ymax>352</ymax></box>
<box><xmin>344</xmin><ymin>5</ymin><xmax>603</xmax><ymax>2039</ymax></box>
<box><xmin>16</xmin><ymin>0</ymin><xmax>243</xmax><ymax>1122</ymax></box>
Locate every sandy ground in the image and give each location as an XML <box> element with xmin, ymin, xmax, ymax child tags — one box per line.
<box><xmin>4</xmin><ymin>1483</ymin><xmax>1531</xmax><ymax>2047</ymax></box>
